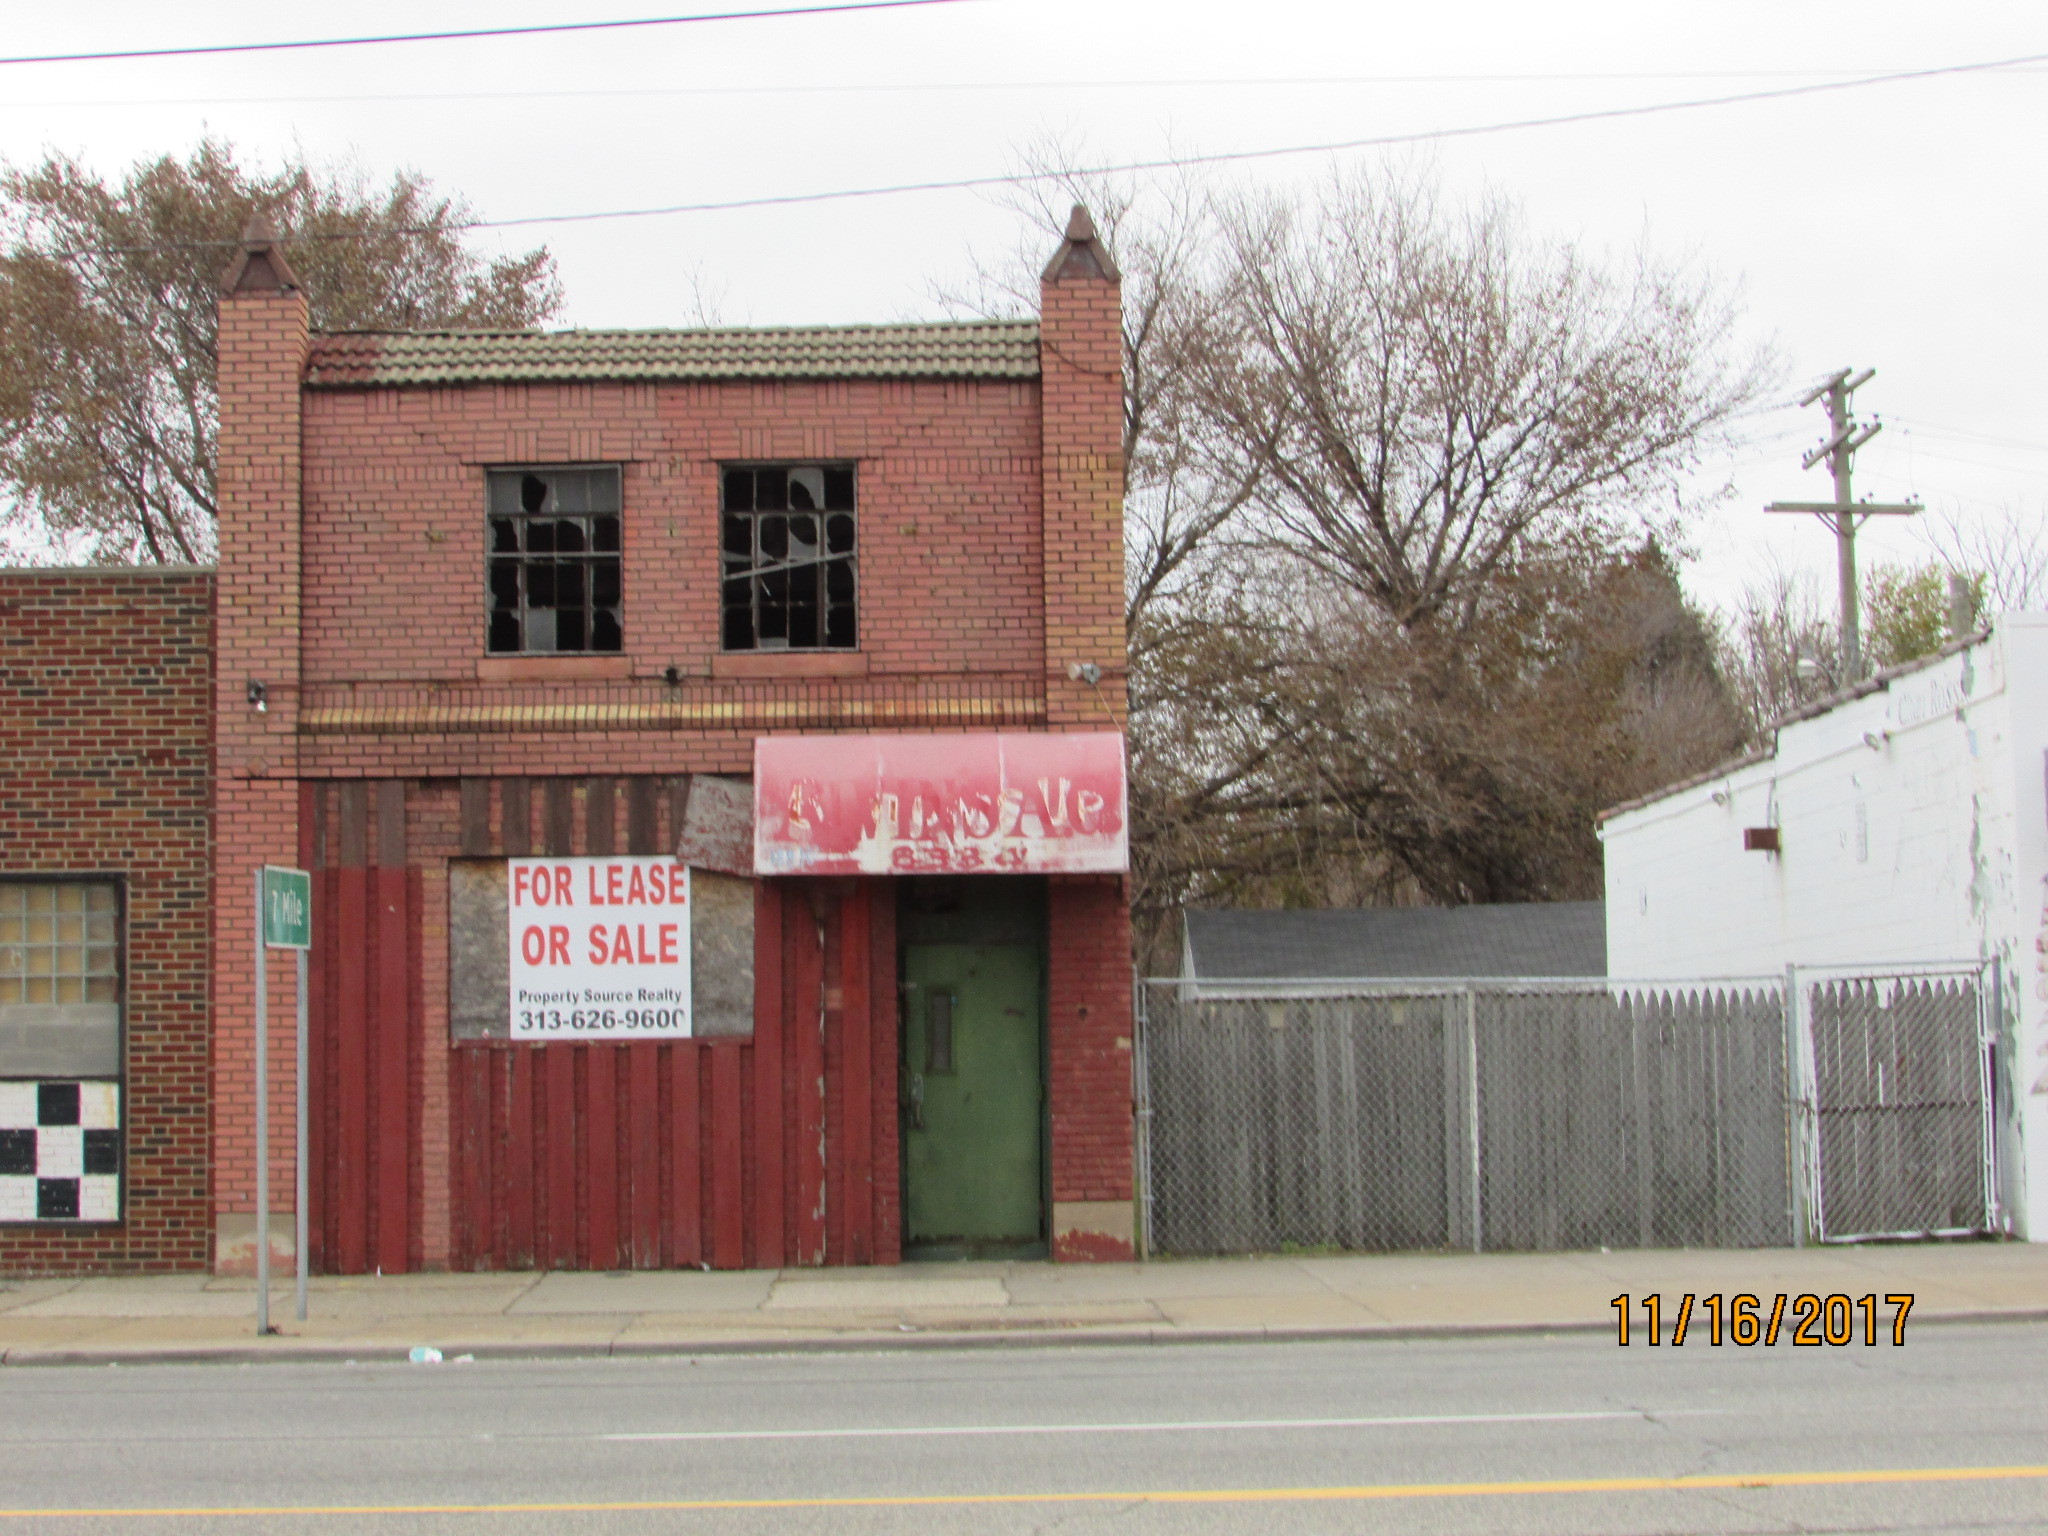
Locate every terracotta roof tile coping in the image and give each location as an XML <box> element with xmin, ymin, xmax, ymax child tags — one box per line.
<box><xmin>302</xmin><ymin>319</ymin><xmax>1042</xmax><ymax>387</ymax></box>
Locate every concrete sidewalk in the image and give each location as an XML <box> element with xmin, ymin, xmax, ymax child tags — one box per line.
<box><xmin>3</xmin><ymin>1244</ymin><xmax>2045</xmax><ymax>1365</ymax></box>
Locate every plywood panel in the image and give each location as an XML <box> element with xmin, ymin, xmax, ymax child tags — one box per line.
<box><xmin>751</xmin><ymin>885</ymin><xmax>785</xmax><ymax>1266</ymax></box>
<box><xmin>711</xmin><ymin>1042</ymin><xmax>745</xmax><ymax>1269</ymax></box>
<box><xmin>308</xmin><ymin>865</ymin><xmax>335</xmax><ymax>1273</ymax></box>
<box><xmin>671</xmin><ymin>1042</ymin><xmax>703</xmax><ymax>1267</ymax></box>
<box><xmin>436</xmin><ymin>864</ymin><xmax>907</xmax><ymax>1274</ymax></box>
<box><xmin>505</xmin><ymin>1047</ymin><xmax>536</xmax><ymax>1269</ymax></box>
<box><xmin>628</xmin><ymin>1042</ymin><xmax>661</xmax><ymax>1268</ymax></box>
<box><xmin>586</xmin><ymin>1045</ymin><xmax>620</xmax><ymax>1269</ymax></box>
<box><xmin>868</xmin><ymin>882</ymin><xmax>901</xmax><ymax>1263</ymax></box>
<box><xmin>375</xmin><ymin>867</ymin><xmax>411</xmax><ymax>1274</ymax></box>
<box><xmin>790</xmin><ymin>897</ymin><xmax>826</xmax><ymax>1266</ymax></box>
<box><xmin>545</xmin><ymin>1046</ymin><xmax>576</xmax><ymax>1269</ymax></box>
<box><xmin>334</xmin><ymin>867</ymin><xmax>371</xmax><ymax>1273</ymax></box>
<box><xmin>841</xmin><ymin>885</ymin><xmax>874</xmax><ymax>1265</ymax></box>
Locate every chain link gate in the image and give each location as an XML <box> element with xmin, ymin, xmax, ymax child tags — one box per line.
<box><xmin>1789</xmin><ymin>963</ymin><xmax>2001</xmax><ymax>1242</ymax></box>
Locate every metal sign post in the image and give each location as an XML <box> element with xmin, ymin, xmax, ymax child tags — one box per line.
<box><xmin>255</xmin><ymin>866</ymin><xmax>312</xmax><ymax>1336</ymax></box>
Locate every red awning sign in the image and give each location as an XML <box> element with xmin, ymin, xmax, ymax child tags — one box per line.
<box><xmin>753</xmin><ymin>731</ymin><xmax>1128</xmax><ymax>876</ymax></box>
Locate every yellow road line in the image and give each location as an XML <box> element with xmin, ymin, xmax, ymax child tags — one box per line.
<box><xmin>2</xmin><ymin>1464</ymin><xmax>2046</xmax><ymax>1518</ymax></box>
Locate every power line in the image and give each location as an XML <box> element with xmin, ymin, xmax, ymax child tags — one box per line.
<box><xmin>1892</xmin><ymin>416</ymin><xmax>2048</xmax><ymax>455</ymax></box>
<box><xmin>46</xmin><ymin>44</ymin><xmax>2048</xmax><ymax>258</ymax></box>
<box><xmin>8</xmin><ymin>64</ymin><xmax>2047</xmax><ymax>109</ymax></box>
<box><xmin>458</xmin><ymin>47</ymin><xmax>2048</xmax><ymax>234</ymax></box>
<box><xmin>0</xmin><ymin>0</ymin><xmax>966</xmax><ymax>68</ymax></box>
<box><xmin>1888</xmin><ymin>446</ymin><xmax>2048</xmax><ymax>481</ymax></box>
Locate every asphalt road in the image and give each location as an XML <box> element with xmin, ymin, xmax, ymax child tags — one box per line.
<box><xmin>3</xmin><ymin>1322</ymin><xmax>2045</xmax><ymax>1534</ymax></box>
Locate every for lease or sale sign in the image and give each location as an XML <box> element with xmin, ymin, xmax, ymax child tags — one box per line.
<box><xmin>506</xmin><ymin>857</ymin><xmax>692</xmax><ymax>1039</ymax></box>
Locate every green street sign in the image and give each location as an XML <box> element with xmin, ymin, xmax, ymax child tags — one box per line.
<box><xmin>261</xmin><ymin>866</ymin><xmax>312</xmax><ymax>949</ymax></box>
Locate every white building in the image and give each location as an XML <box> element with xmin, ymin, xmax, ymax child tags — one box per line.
<box><xmin>1600</xmin><ymin>614</ymin><xmax>2048</xmax><ymax>1239</ymax></box>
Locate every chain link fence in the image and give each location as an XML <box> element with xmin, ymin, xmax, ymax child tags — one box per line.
<box><xmin>1796</xmin><ymin>970</ymin><xmax>1998</xmax><ymax>1242</ymax></box>
<box><xmin>1137</xmin><ymin>968</ymin><xmax>2001</xmax><ymax>1257</ymax></box>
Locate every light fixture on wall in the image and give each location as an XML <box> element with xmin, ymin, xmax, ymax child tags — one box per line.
<box><xmin>1066</xmin><ymin>662</ymin><xmax>1102</xmax><ymax>685</ymax></box>
<box><xmin>246</xmin><ymin>680</ymin><xmax>267</xmax><ymax>714</ymax></box>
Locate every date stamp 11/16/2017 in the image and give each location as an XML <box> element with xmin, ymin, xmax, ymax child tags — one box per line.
<box><xmin>1612</xmin><ymin>1292</ymin><xmax>1913</xmax><ymax>1347</ymax></box>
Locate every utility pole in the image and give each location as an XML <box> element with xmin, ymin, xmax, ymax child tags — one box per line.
<box><xmin>1765</xmin><ymin>368</ymin><xmax>1922</xmax><ymax>681</ymax></box>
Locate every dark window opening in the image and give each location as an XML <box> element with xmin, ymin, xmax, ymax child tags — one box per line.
<box><xmin>485</xmin><ymin>466</ymin><xmax>623</xmax><ymax>654</ymax></box>
<box><xmin>720</xmin><ymin>464</ymin><xmax>856</xmax><ymax>651</ymax></box>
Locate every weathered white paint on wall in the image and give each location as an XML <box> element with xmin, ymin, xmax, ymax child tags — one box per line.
<box><xmin>1600</xmin><ymin>614</ymin><xmax>2048</xmax><ymax>1240</ymax></box>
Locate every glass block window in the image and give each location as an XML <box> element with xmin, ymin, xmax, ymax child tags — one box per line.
<box><xmin>0</xmin><ymin>881</ymin><xmax>122</xmax><ymax>1223</ymax></box>
<box><xmin>486</xmin><ymin>466</ymin><xmax>623</xmax><ymax>654</ymax></box>
<box><xmin>721</xmin><ymin>464</ymin><xmax>857</xmax><ymax>651</ymax></box>
<box><xmin>0</xmin><ymin>881</ymin><xmax>121</xmax><ymax>1079</ymax></box>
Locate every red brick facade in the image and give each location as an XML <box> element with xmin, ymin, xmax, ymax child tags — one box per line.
<box><xmin>1047</xmin><ymin>875</ymin><xmax>1138</xmax><ymax>1260</ymax></box>
<box><xmin>0</xmin><ymin>570</ymin><xmax>214</xmax><ymax>1272</ymax></box>
<box><xmin>210</xmin><ymin>212</ymin><xmax>1135</xmax><ymax>1271</ymax></box>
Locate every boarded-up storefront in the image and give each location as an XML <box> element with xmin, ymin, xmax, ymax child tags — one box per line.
<box><xmin>210</xmin><ymin>208</ymin><xmax>1139</xmax><ymax>1272</ymax></box>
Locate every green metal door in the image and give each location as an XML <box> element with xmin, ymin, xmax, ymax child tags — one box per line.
<box><xmin>903</xmin><ymin>944</ymin><xmax>1042</xmax><ymax>1252</ymax></box>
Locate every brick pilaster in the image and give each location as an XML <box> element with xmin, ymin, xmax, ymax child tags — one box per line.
<box><xmin>212</xmin><ymin>219</ymin><xmax>310</xmax><ymax>1271</ymax></box>
<box><xmin>1038</xmin><ymin>206</ymin><xmax>1127</xmax><ymax>732</ymax></box>
<box><xmin>1046</xmin><ymin>875</ymin><xmax>1135</xmax><ymax>1260</ymax></box>
<box><xmin>1039</xmin><ymin>209</ymin><xmax>1135</xmax><ymax>1259</ymax></box>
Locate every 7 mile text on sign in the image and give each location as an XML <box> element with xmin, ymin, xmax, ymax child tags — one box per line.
<box><xmin>506</xmin><ymin>857</ymin><xmax>692</xmax><ymax>1039</ymax></box>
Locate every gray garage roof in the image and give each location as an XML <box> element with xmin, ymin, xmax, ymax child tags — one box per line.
<box><xmin>1181</xmin><ymin>902</ymin><xmax>1607</xmax><ymax>982</ymax></box>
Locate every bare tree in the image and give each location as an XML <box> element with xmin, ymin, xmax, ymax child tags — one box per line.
<box><xmin>1145</xmin><ymin>168</ymin><xmax>1762</xmax><ymax>907</ymax></box>
<box><xmin>951</xmin><ymin>156</ymin><xmax>1761</xmax><ymax>949</ymax></box>
<box><xmin>1190</xmin><ymin>542</ymin><xmax>1743</xmax><ymax>907</ymax></box>
<box><xmin>1183</xmin><ymin>168</ymin><xmax>1770</xmax><ymax>633</ymax></box>
<box><xmin>0</xmin><ymin>139</ymin><xmax>561</xmax><ymax>564</ymax></box>
<box><xmin>1715</xmin><ymin>566</ymin><xmax>1842</xmax><ymax>739</ymax></box>
<box><xmin>1717</xmin><ymin>548</ymin><xmax>1995</xmax><ymax>747</ymax></box>
<box><xmin>1921</xmin><ymin>502</ymin><xmax>2048</xmax><ymax>612</ymax></box>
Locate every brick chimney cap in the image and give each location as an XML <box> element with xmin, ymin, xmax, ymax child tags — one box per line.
<box><xmin>220</xmin><ymin>209</ymin><xmax>302</xmax><ymax>297</ymax></box>
<box><xmin>1041</xmin><ymin>202</ymin><xmax>1120</xmax><ymax>286</ymax></box>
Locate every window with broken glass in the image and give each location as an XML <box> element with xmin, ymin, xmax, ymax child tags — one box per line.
<box><xmin>720</xmin><ymin>465</ymin><xmax>856</xmax><ymax>651</ymax></box>
<box><xmin>487</xmin><ymin>467</ymin><xmax>623</xmax><ymax>654</ymax></box>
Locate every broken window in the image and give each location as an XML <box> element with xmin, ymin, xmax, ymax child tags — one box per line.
<box><xmin>720</xmin><ymin>464</ymin><xmax>856</xmax><ymax>651</ymax></box>
<box><xmin>486</xmin><ymin>467</ymin><xmax>623</xmax><ymax>654</ymax></box>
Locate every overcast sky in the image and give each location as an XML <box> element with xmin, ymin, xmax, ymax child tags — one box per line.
<box><xmin>4</xmin><ymin>0</ymin><xmax>2042</xmax><ymax>610</ymax></box>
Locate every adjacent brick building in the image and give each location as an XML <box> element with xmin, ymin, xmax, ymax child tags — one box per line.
<box><xmin>0</xmin><ymin>569</ymin><xmax>213</xmax><ymax>1272</ymax></box>
<box><xmin>209</xmin><ymin>209</ymin><xmax>1136</xmax><ymax>1273</ymax></box>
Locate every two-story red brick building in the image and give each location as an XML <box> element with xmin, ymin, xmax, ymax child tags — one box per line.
<box><xmin>211</xmin><ymin>210</ymin><xmax>1135</xmax><ymax>1274</ymax></box>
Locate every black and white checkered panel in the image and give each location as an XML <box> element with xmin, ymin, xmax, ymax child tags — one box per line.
<box><xmin>0</xmin><ymin>1081</ymin><xmax>120</xmax><ymax>1222</ymax></box>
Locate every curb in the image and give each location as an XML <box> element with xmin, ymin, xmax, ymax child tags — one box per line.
<box><xmin>6</xmin><ymin>1307</ymin><xmax>2046</xmax><ymax>1368</ymax></box>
